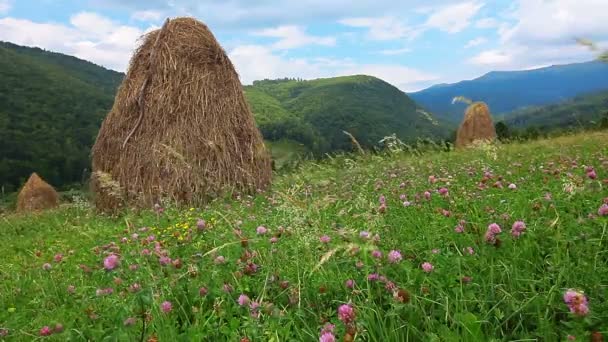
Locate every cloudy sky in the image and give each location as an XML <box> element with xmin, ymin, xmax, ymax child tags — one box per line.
<box><xmin>1</xmin><ymin>0</ymin><xmax>607</xmax><ymax>91</ymax></box>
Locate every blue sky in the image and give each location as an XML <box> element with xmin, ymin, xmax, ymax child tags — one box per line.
<box><xmin>1</xmin><ymin>0</ymin><xmax>607</xmax><ymax>91</ymax></box>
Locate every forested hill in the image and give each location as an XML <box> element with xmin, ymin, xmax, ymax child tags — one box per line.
<box><xmin>0</xmin><ymin>42</ymin><xmax>447</xmax><ymax>192</ymax></box>
<box><xmin>409</xmin><ymin>61</ymin><xmax>608</xmax><ymax>122</ymax></box>
<box><xmin>245</xmin><ymin>76</ymin><xmax>447</xmax><ymax>155</ymax></box>
<box><xmin>0</xmin><ymin>41</ymin><xmax>122</xmax><ymax>192</ymax></box>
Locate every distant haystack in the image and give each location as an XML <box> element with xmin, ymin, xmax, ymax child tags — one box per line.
<box><xmin>455</xmin><ymin>101</ymin><xmax>496</xmax><ymax>148</ymax></box>
<box><xmin>91</xmin><ymin>17</ymin><xmax>272</xmax><ymax>211</ymax></box>
<box><xmin>16</xmin><ymin>173</ymin><xmax>59</xmax><ymax>213</ymax></box>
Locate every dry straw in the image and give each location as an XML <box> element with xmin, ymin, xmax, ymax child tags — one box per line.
<box><xmin>91</xmin><ymin>17</ymin><xmax>272</xmax><ymax>211</ymax></box>
<box><xmin>454</xmin><ymin>99</ymin><xmax>496</xmax><ymax>148</ymax></box>
<box><xmin>16</xmin><ymin>173</ymin><xmax>59</xmax><ymax>213</ymax></box>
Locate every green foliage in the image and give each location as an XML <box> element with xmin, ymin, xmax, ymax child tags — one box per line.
<box><xmin>1</xmin><ymin>131</ymin><xmax>607</xmax><ymax>340</ymax></box>
<box><xmin>495</xmin><ymin>122</ymin><xmax>511</xmax><ymax>140</ymax></box>
<box><xmin>502</xmin><ymin>90</ymin><xmax>608</xmax><ymax>131</ymax></box>
<box><xmin>0</xmin><ymin>42</ymin><xmax>122</xmax><ymax>192</ymax></box>
<box><xmin>247</xmin><ymin>75</ymin><xmax>449</xmax><ymax>155</ymax></box>
<box><xmin>0</xmin><ymin>43</ymin><xmax>448</xmax><ymax>193</ymax></box>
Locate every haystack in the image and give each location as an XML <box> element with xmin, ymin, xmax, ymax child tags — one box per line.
<box><xmin>455</xmin><ymin>102</ymin><xmax>496</xmax><ymax>148</ymax></box>
<box><xmin>16</xmin><ymin>173</ymin><xmax>59</xmax><ymax>213</ymax></box>
<box><xmin>91</xmin><ymin>17</ymin><xmax>272</xmax><ymax>211</ymax></box>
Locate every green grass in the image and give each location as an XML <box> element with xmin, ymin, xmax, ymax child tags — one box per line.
<box><xmin>1</xmin><ymin>132</ymin><xmax>607</xmax><ymax>341</ymax></box>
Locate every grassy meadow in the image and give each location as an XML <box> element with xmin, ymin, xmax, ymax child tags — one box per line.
<box><xmin>1</xmin><ymin>132</ymin><xmax>607</xmax><ymax>341</ymax></box>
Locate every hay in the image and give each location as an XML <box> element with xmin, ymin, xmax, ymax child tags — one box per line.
<box><xmin>455</xmin><ymin>102</ymin><xmax>496</xmax><ymax>148</ymax></box>
<box><xmin>16</xmin><ymin>173</ymin><xmax>59</xmax><ymax>213</ymax></box>
<box><xmin>91</xmin><ymin>17</ymin><xmax>272</xmax><ymax>211</ymax></box>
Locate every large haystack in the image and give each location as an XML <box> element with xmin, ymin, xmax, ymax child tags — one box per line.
<box><xmin>16</xmin><ymin>173</ymin><xmax>59</xmax><ymax>213</ymax></box>
<box><xmin>455</xmin><ymin>102</ymin><xmax>496</xmax><ymax>148</ymax></box>
<box><xmin>91</xmin><ymin>17</ymin><xmax>272</xmax><ymax>211</ymax></box>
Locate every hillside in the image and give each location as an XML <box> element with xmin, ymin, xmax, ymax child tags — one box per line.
<box><xmin>0</xmin><ymin>41</ymin><xmax>122</xmax><ymax>192</ymax></box>
<box><xmin>409</xmin><ymin>61</ymin><xmax>608</xmax><ymax>122</ymax></box>
<box><xmin>1</xmin><ymin>131</ymin><xmax>607</xmax><ymax>340</ymax></box>
<box><xmin>500</xmin><ymin>90</ymin><xmax>608</xmax><ymax>129</ymax></box>
<box><xmin>0</xmin><ymin>42</ymin><xmax>447</xmax><ymax>192</ymax></box>
<box><xmin>246</xmin><ymin>76</ymin><xmax>448</xmax><ymax>154</ymax></box>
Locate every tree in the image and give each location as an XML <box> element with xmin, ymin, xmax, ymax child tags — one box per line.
<box><xmin>495</xmin><ymin>122</ymin><xmax>510</xmax><ymax>140</ymax></box>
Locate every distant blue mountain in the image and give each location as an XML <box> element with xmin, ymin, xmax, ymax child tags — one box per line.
<box><xmin>408</xmin><ymin>61</ymin><xmax>608</xmax><ymax>123</ymax></box>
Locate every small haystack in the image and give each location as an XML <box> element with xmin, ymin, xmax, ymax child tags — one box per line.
<box><xmin>91</xmin><ymin>17</ymin><xmax>272</xmax><ymax>211</ymax></box>
<box><xmin>16</xmin><ymin>173</ymin><xmax>60</xmax><ymax>213</ymax></box>
<box><xmin>455</xmin><ymin>101</ymin><xmax>496</xmax><ymax>148</ymax></box>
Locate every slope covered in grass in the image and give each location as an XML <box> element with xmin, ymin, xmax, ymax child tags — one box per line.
<box><xmin>246</xmin><ymin>76</ymin><xmax>449</xmax><ymax>154</ymax></box>
<box><xmin>1</xmin><ymin>132</ymin><xmax>607</xmax><ymax>340</ymax></box>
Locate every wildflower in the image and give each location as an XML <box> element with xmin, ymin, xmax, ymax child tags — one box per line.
<box><xmin>428</xmin><ymin>175</ymin><xmax>437</xmax><ymax>183</ymax></box>
<box><xmin>359</xmin><ymin>231</ymin><xmax>370</xmax><ymax>239</ymax></box>
<box><xmin>345</xmin><ymin>279</ymin><xmax>355</xmax><ymax>289</ymax></box>
<box><xmin>196</xmin><ymin>219</ymin><xmax>206</xmax><ymax>231</ymax></box>
<box><xmin>438</xmin><ymin>187</ymin><xmax>449</xmax><ymax>196</ymax></box>
<box><xmin>379</xmin><ymin>195</ymin><xmax>386</xmax><ymax>204</ymax></box>
<box><xmin>378</xmin><ymin>203</ymin><xmax>387</xmax><ymax>213</ymax></box>
<box><xmin>160</xmin><ymin>301</ymin><xmax>173</xmax><ymax>313</ymax></box>
<box><xmin>121</xmin><ymin>237</ymin><xmax>128</xmax><ymax>243</ymax></box>
<box><xmin>355</xmin><ymin>260</ymin><xmax>364</xmax><ymax>269</ymax></box>
<box><xmin>421</xmin><ymin>262</ymin><xmax>434</xmax><ymax>273</ymax></box>
<box><xmin>598</xmin><ymin>203</ymin><xmax>608</xmax><ymax>216</ymax></box>
<box><xmin>270</xmin><ymin>236</ymin><xmax>278</xmax><ymax>244</ymax></box>
<box><xmin>159</xmin><ymin>256</ymin><xmax>171</xmax><ymax>266</ymax></box>
<box><xmin>223</xmin><ymin>283</ymin><xmax>234</xmax><ymax>293</ymax></box>
<box><xmin>465</xmin><ymin>247</ymin><xmax>475</xmax><ymax>255</ymax></box>
<box><xmin>403</xmin><ymin>201</ymin><xmax>412</xmax><ymax>207</ymax></box>
<box><xmin>485</xmin><ymin>223</ymin><xmax>502</xmax><ymax>245</ymax></box>
<box><xmin>53</xmin><ymin>324</ymin><xmax>63</xmax><ymax>333</ymax></box>
<box><xmin>124</xmin><ymin>317</ymin><xmax>136</xmax><ymax>326</ymax></box>
<box><xmin>39</xmin><ymin>326</ymin><xmax>52</xmax><ymax>336</ymax></box>
<box><xmin>424</xmin><ymin>191</ymin><xmax>431</xmax><ymax>200</ymax></box>
<box><xmin>320</xmin><ymin>331</ymin><xmax>336</xmax><ymax>342</ymax></box>
<box><xmin>53</xmin><ymin>254</ymin><xmax>63</xmax><ymax>263</ymax></box>
<box><xmin>432</xmin><ymin>249</ymin><xmax>440</xmax><ymax>254</ymax></box>
<box><xmin>563</xmin><ymin>289</ymin><xmax>589</xmax><ymax>316</ymax></box>
<box><xmin>587</xmin><ymin>169</ymin><xmax>597</xmax><ymax>180</ymax></box>
<box><xmin>141</xmin><ymin>249</ymin><xmax>151</xmax><ymax>256</ymax></box>
<box><xmin>454</xmin><ymin>224</ymin><xmax>464</xmax><ymax>233</ymax></box>
<box><xmin>385</xmin><ymin>281</ymin><xmax>397</xmax><ymax>291</ymax></box>
<box><xmin>400</xmin><ymin>194</ymin><xmax>407</xmax><ymax>200</ymax></box>
<box><xmin>129</xmin><ymin>264</ymin><xmax>139</xmax><ymax>271</ymax></box>
<box><xmin>508</xmin><ymin>183</ymin><xmax>517</xmax><ymax>190</ymax></box>
<box><xmin>367</xmin><ymin>273</ymin><xmax>380</xmax><ymax>281</ymax></box>
<box><xmin>103</xmin><ymin>254</ymin><xmax>119</xmax><ymax>270</ymax></box>
<box><xmin>131</xmin><ymin>233</ymin><xmax>139</xmax><ymax>239</ymax></box>
<box><xmin>371</xmin><ymin>250</ymin><xmax>382</xmax><ymax>259</ymax></box>
<box><xmin>337</xmin><ymin>304</ymin><xmax>356</xmax><ymax>324</ymax></box>
<box><xmin>67</xmin><ymin>285</ymin><xmax>75</xmax><ymax>294</ymax></box>
<box><xmin>488</xmin><ymin>223</ymin><xmax>501</xmax><ymax>234</ymax></box>
<box><xmin>320</xmin><ymin>235</ymin><xmax>331</xmax><ymax>243</ymax></box>
<box><xmin>511</xmin><ymin>221</ymin><xmax>527</xmax><ymax>238</ymax></box>
<box><xmin>0</xmin><ymin>328</ymin><xmax>8</xmax><ymax>337</ymax></box>
<box><xmin>256</xmin><ymin>226</ymin><xmax>268</xmax><ymax>235</ymax></box>
<box><xmin>567</xmin><ymin>335</ymin><xmax>575</xmax><ymax>341</ymax></box>
<box><xmin>441</xmin><ymin>209</ymin><xmax>451</xmax><ymax>217</ymax></box>
<box><xmin>42</xmin><ymin>263</ymin><xmax>52</xmax><ymax>271</ymax></box>
<box><xmin>96</xmin><ymin>288</ymin><xmax>113</xmax><ymax>296</ymax></box>
<box><xmin>461</xmin><ymin>276</ymin><xmax>472</xmax><ymax>284</ymax></box>
<box><xmin>199</xmin><ymin>287</ymin><xmax>208</xmax><ymax>296</ymax></box>
<box><xmin>238</xmin><ymin>294</ymin><xmax>250</xmax><ymax>306</ymax></box>
<box><xmin>128</xmin><ymin>283</ymin><xmax>141</xmax><ymax>293</ymax></box>
<box><xmin>387</xmin><ymin>250</ymin><xmax>402</xmax><ymax>263</ymax></box>
<box><xmin>172</xmin><ymin>259</ymin><xmax>182</xmax><ymax>269</ymax></box>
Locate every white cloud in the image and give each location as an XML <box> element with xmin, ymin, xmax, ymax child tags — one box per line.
<box><xmin>464</xmin><ymin>37</ymin><xmax>487</xmax><ymax>48</ymax></box>
<box><xmin>131</xmin><ymin>10</ymin><xmax>164</xmax><ymax>22</ymax></box>
<box><xmin>339</xmin><ymin>17</ymin><xmax>420</xmax><ymax>41</ymax></box>
<box><xmin>229</xmin><ymin>44</ymin><xmax>437</xmax><ymax>91</ymax></box>
<box><xmin>253</xmin><ymin>25</ymin><xmax>335</xmax><ymax>50</ymax></box>
<box><xmin>470</xmin><ymin>0</ymin><xmax>608</xmax><ymax>69</ymax></box>
<box><xmin>0</xmin><ymin>14</ymin><xmax>146</xmax><ymax>71</ymax></box>
<box><xmin>0</xmin><ymin>0</ymin><xmax>11</xmax><ymax>14</ymax></box>
<box><xmin>424</xmin><ymin>1</ymin><xmax>484</xmax><ymax>33</ymax></box>
<box><xmin>468</xmin><ymin>50</ymin><xmax>512</xmax><ymax>66</ymax></box>
<box><xmin>475</xmin><ymin>17</ymin><xmax>499</xmax><ymax>29</ymax></box>
<box><xmin>378</xmin><ymin>47</ymin><xmax>412</xmax><ymax>55</ymax></box>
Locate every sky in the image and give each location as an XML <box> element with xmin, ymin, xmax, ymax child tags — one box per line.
<box><xmin>0</xmin><ymin>0</ymin><xmax>607</xmax><ymax>92</ymax></box>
